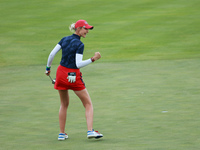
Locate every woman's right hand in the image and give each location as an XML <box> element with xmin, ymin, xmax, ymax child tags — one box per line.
<box><xmin>45</xmin><ymin>66</ymin><xmax>51</xmax><ymax>76</ymax></box>
<box><xmin>45</xmin><ymin>70</ymin><xmax>50</xmax><ymax>76</ymax></box>
<box><xmin>93</xmin><ymin>52</ymin><xmax>101</xmax><ymax>61</ymax></box>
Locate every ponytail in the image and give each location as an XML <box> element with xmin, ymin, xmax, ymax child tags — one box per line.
<box><xmin>69</xmin><ymin>23</ymin><xmax>75</xmax><ymax>32</ymax></box>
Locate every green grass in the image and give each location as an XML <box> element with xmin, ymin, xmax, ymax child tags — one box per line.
<box><xmin>0</xmin><ymin>0</ymin><xmax>200</xmax><ymax>149</ymax></box>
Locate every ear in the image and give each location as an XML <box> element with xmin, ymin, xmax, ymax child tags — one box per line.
<box><xmin>76</xmin><ymin>27</ymin><xmax>81</xmax><ymax>32</ymax></box>
<box><xmin>75</xmin><ymin>28</ymin><xmax>82</xmax><ymax>36</ymax></box>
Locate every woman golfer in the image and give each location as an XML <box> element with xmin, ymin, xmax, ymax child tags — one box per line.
<box><xmin>45</xmin><ymin>20</ymin><xmax>103</xmax><ymax>140</ymax></box>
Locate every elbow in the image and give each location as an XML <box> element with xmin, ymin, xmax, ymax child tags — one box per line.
<box><xmin>76</xmin><ymin>62</ymin><xmax>81</xmax><ymax>68</ymax></box>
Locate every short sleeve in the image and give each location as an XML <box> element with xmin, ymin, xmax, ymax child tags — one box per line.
<box><xmin>58</xmin><ymin>37</ymin><xmax>64</xmax><ymax>45</ymax></box>
<box><xmin>76</xmin><ymin>43</ymin><xmax>84</xmax><ymax>54</ymax></box>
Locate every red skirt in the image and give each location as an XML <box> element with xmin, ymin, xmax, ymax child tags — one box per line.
<box><xmin>54</xmin><ymin>65</ymin><xmax>85</xmax><ymax>91</ymax></box>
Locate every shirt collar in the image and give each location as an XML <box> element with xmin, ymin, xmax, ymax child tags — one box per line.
<box><xmin>73</xmin><ymin>34</ymin><xmax>80</xmax><ymax>40</ymax></box>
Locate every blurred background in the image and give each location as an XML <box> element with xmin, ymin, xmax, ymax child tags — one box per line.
<box><xmin>0</xmin><ymin>0</ymin><xmax>200</xmax><ymax>150</ymax></box>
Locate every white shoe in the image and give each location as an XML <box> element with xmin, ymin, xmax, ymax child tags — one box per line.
<box><xmin>87</xmin><ymin>130</ymin><xmax>103</xmax><ymax>139</ymax></box>
<box><xmin>58</xmin><ymin>133</ymin><xmax>68</xmax><ymax>141</ymax></box>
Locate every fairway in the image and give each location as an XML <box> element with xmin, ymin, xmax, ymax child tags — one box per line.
<box><xmin>0</xmin><ymin>0</ymin><xmax>200</xmax><ymax>150</ymax></box>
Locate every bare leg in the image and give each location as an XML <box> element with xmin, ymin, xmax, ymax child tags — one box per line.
<box><xmin>58</xmin><ymin>90</ymin><xmax>69</xmax><ymax>133</ymax></box>
<box><xmin>74</xmin><ymin>89</ymin><xmax>93</xmax><ymax>131</ymax></box>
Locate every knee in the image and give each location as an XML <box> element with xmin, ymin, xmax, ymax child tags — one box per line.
<box><xmin>65</xmin><ymin>101</ymin><xmax>69</xmax><ymax>108</ymax></box>
<box><xmin>84</xmin><ymin>102</ymin><xmax>93</xmax><ymax>110</ymax></box>
<box><xmin>61</xmin><ymin>101</ymin><xmax>69</xmax><ymax>109</ymax></box>
<box><xmin>65</xmin><ymin>102</ymin><xmax>69</xmax><ymax>108</ymax></box>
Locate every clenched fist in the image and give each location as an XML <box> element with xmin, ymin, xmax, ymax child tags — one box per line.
<box><xmin>93</xmin><ymin>52</ymin><xmax>101</xmax><ymax>61</ymax></box>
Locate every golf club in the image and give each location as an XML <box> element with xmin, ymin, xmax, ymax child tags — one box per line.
<box><xmin>49</xmin><ymin>75</ymin><xmax>55</xmax><ymax>84</ymax></box>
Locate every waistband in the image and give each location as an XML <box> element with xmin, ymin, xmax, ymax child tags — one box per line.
<box><xmin>59</xmin><ymin>65</ymin><xmax>80</xmax><ymax>72</ymax></box>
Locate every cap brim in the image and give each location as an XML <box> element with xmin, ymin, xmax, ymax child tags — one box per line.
<box><xmin>85</xmin><ymin>25</ymin><xmax>94</xmax><ymax>30</ymax></box>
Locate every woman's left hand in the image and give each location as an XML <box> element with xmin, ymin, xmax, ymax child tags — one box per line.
<box><xmin>93</xmin><ymin>52</ymin><xmax>101</xmax><ymax>61</ymax></box>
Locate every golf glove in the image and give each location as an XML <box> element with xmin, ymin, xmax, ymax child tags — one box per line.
<box><xmin>67</xmin><ymin>72</ymin><xmax>76</xmax><ymax>83</ymax></box>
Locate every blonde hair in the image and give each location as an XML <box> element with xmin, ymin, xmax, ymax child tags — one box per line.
<box><xmin>69</xmin><ymin>23</ymin><xmax>75</xmax><ymax>32</ymax></box>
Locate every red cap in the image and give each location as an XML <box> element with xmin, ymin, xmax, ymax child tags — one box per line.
<box><xmin>75</xmin><ymin>20</ymin><xmax>93</xmax><ymax>29</ymax></box>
